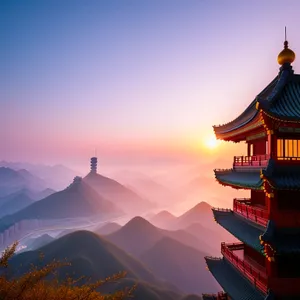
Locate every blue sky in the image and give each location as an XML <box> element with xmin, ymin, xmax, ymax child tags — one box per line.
<box><xmin>1</xmin><ymin>0</ymin><xmax>300</xmax><ymax>168</ymax></box>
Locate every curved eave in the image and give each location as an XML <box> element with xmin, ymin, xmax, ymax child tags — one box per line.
<box><xmin>212</xmin><ymin>209</ymin><xmax>264</xmax><ymax>252</ymax></box>
<box><xmin>214</xmin><ymin>113</ymin><xmax>263</xmax><ymax>142</ymax></box>
<box><xmin>213</xmin><ymin>75</ymin><xmax>279</xmax><ymax>141</ymax></box>
<box><xmin>260</xmin><ymin>220</ymin><xmax>300</xmax><ymax>254</ymax></box>
<box><xmin>205</xmin><ymin>257</ymin><xmax>265</xmax><ymax>300</ymax></box>
<box><xmin>214</xmin><ymin>169</ymin><xmax>263</xmax><ymax>190</ymax></box>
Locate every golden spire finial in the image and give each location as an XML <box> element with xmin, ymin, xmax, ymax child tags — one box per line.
<box><xmin>277</xmin><ymin>26</ymin><xmax>296</xmax><ymax>65</ymax></box>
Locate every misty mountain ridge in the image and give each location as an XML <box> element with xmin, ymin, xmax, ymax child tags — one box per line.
<box><xmin>0</xmin><ymin>187</ymin><xmax>57</xmax><ymax>219</ymax></box>
<box><xmin>0</xmin><ymin>192</ymin><xmax>35</xmax><ymax>218</ymax></box>
<box><xmin>0</xmin><ymin>178</ymin><xmax>122</xmax><ymax>233</ymax></box>
<box><xmin>0</xmin><ymin>161</ymin><xmax>79</xmax><ymax>190</ymax></box>
<box><xmin>150</xmin><ymin>201</ymin><xmax>212</xmax><ymax>229</ymax></box>
<box><xmin>106</xmin><ymin>216</ymin><xmax>212</xmax><ymax>257</ymax></box>
<box><xmin>84</xmin><ymin>171</ymin><xmax>154</xmax><ymax>214</ymax></box>
<box><xmin>94</xmin><ymin>222</ymin><xmax>122</xmax><ymax>235</ymax></box>
<box><xmin>0</xmin><ymin>167</ymin><xmax>47</xmax><ymax>197</ymax></box>
<box><xmin>112</xmin><ymin>169</ymin><xmax>180</xmax><ymax>206</ymax></box>
<box><xmin>9</xmin><ymin>230</ymin><xmax>190</xmax><ymax>300</ymax></box>
<box><xmin>140</xmin><ymin>236</ymin><xmax>220</xmax><ymax>294</ymax></box>
<box><xmin>20</xmin><ymin>233</ymin><xmax>55</xmax><ymax>252</ymax></box>
<box><xmin>12</xmin><ymin>230</ymin><xmax>206</xmax><ymax>299</ymax></box>
<box><xmin>150</xmin><ymin>210</ymin><xmax>177</xmax><ymax>229</ymax></box>
<box><xmin>149</xmin><ymin>201</ymin><xmax>235</xmax><ymax>254</ymax></box>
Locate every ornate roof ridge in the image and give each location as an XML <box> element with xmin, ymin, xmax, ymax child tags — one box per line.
<box><xmin>213</xmin><ymin>75</ymin><xmax>279</xmax><ymax>136</ymax></box>
<box><xmin>257</xmin><ymin>67</ymin><xmax>292</xmax><ymax>111</ymax></box>
<box><xmin>214</xmin><ymin>66</ymin><xmax>300</xmax><ymax>138</ymax></box>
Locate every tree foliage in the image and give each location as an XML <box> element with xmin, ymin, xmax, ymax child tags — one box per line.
<box><xmin>0</xmin><ymin>242</ymin><xmax>135</xmax><ymax>300</ymax></box>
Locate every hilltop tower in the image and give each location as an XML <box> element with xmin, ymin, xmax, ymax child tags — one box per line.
<box><xmin>203</xmin><ymin>39</ymin><xmax>300</xmax><ymax>299</ymax></box>
<box><xmin>90</xmin><ymin>157</ymin><xmax>98</xmax><ymax>174</ymax></box>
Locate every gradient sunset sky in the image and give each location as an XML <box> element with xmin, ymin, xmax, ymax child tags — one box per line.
<box><xmin>1</xmin><ymin>0</ymin><xmax>300</xmax><ymax>170</ymax></box>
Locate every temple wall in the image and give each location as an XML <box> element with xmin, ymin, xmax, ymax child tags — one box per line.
<box><xmin>250</xmin><ymin>190</ymin><xmax>266</xmax><ymax>207</ymax></box>
<box><xmin>269</xmin><ymin>277</ymin><xmax>300</xmax><ymax>296</ymax></box>
<box><xmin>244</xmin><ymin>244</ymin><xmax>265</xmax><ymax>267</ymax></box>
<box><xmin>252</xmin><ymin>138</ymin><xmax>267</xmax><ymax>155</ymax></box>
<box><xmin>269</xmin><ymin>193</ymin><xmax>300</xmax><ymax>227</ymax></box>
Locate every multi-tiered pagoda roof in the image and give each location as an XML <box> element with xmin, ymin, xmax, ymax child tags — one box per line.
<box><xmin>213</xmin><ymin>47</ymin><xmax>300</xmax><ymax>142</ymax></box>
<box><xmin>203</xmin><ymin>37</ymin><xmax>300</xmax><ymax>300</ymax></box>
<box><xmin>214</xmin><ymin>158</ymin><xmax>300</xmax><ymax>190</ymax></box>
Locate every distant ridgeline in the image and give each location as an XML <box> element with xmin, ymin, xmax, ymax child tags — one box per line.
<box><xmin>0</xmin><ymin>175</ymin><xmax>122</xmax><ymax>250</ymax></box>
<box><xmin>0</xmin><ymin>157</ymin><xmax>155</xmax><ymax>250</ymax></box>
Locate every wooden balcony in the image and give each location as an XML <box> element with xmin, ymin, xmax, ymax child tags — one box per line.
<box><xmin>233</xmin><ymin>198</ymin><xmax>269</xmax><ymax>227</ymax></box>
<box><xmin>233</xmin><ymin>154</ymin><xmax>270</xmax><ymax>169</ymax></box>
<box><xmin>221</xmin><ymin>242</ymin><xmax>268</xmax><ymax>294</ymax></box>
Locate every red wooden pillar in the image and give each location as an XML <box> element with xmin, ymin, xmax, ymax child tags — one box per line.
<box><xmin>266</xmin><ymin>259</ymin><xmax>278</xmax><ymax>277</ymax></box>
<box><xmin>268</xmin><ymin>131</ymin><xmax>277</xmax><ymax>159</ymax></box>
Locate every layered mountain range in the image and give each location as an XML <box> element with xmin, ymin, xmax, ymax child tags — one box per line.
<box><xmin>10</xmin><ymin>231</ymin><xmax>203</xmax><ymax>300</ymax></box>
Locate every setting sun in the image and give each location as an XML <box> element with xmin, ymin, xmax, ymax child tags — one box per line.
<box><xmin>204</xmin><ymin>135</ymin><xmax>220</xmax><ymax>150</ymax></box>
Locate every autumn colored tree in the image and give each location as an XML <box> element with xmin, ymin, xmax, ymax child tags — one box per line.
<box><xmin>0</xmin><ymin>242</ymin><xmax>135</xmax><ymax>300</ymax></box>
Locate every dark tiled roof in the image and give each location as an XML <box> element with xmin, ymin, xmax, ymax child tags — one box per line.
<box><xmin>214</xmin><ymin>64</ymin><xmax>300</xmax><ymax>138</ymax></box>
<box><xmin>212</xmin><ymin>209</ymin><xmax>264</xmax><ymax>252</ymax></box>
<box><xmin>262</xmin><ymin>159</ymin><xmax>300</xmax><ymax>190</ymax></box>
<box><xmin>261</xmin><ymin>220</ymin><xmax>300</xmax><ymax>254</ymax></box>
<box><xmin>259</xmin><ymin>67</ymin><xmax>300</xmax><ymax>121</ymax></box>
<box><xmin>213</xmin><ymin>100</ymin><xmax>258</xmax><ymax>135</ymax></box>
<box><xmin>214</xmin><ymin>169</ymin><xmax>263</xmax><ymax>190</ymax></box>
<box><xmin>215</xmin><ymin>159</ymin><xmax>300</xmax><ymax>190</ymax></box>
<box><xmin>205</xmin><ymin>257</ymin><xmax>265</xmax><ymax>300</ymax></box>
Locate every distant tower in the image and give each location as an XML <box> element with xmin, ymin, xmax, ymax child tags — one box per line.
<box><xmin>90</xmin><ymin>157</ymin><xmax>98</xmax><ymax>174</ymax></box>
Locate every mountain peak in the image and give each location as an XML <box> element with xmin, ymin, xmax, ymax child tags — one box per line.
<box><xmin>150</xmin><ymin>210</ymin><xmax>176</xmax><ymax>229</ymax></box>
<box><xmin>190</xmin><ymin>201</ymin><xmax>211</xmax><ymax>212</ymax></box>
<box><xmin>123</xmin><ymin>216</ymin><xmax>156</xmax><ymax>232</ymax></box>
<box><xmin>155</xmin><ymin>210</ymin><xmax>175</xmax><ymax>218</ymax></box>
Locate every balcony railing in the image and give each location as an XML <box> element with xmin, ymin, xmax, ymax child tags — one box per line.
<box><xmin>277</xmin><ymin>156</ymin><xmax>300</xmax><ymax>162</ymax></box>
<box><xmin>234</xmin><ymin>154</ymin><xmax>270</xmax><ymax>168</ymax></box>
<box><xmin>221</xmin><ymin>242</ymin><xmax>268</xmax><ymax>294</ymax></box>
<box><xmin>233</xmin><ymin>198</ymin><xmax>268</xmax><ymax>227</ymax></box>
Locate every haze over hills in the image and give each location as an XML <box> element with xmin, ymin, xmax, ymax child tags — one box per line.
<box><xmin>20</xmin><ymin>233</ymin><xmax>55</xmax><ymax>252</ymax></box>
<box><xmin>149</xmin><ymin>201</ymin><xmax>235</xmax><ymax>254</ymax></box>
<box><xmin>149</xmin><ymin>210</ymin><xmax>177</xmax><ymax>229</ymax></box>
<box><xmin>106</xmin><ymin>216</ymin><xmax>213</xmax><ymax>257</ymax></box>
<box><xmin>0</xmin><ymin>161</ymin><xmax>79</xmax><ymax>190</ymax></box>
<box><xmin>140</xmin><ymin>236</ymin><xmax>220</xmax><ymax>294</ymax></box>
<box><xmin>0</xmin><ymin>187</ymin><xmax>56</xmax><ymax>218</ymax></box>
<box><xmin>0</xmin><ymin>192</ymin><xmax>35</xmax><ymax>218</ymax></box>
<box><xmin>94</xmin><ymin>222</ymin><xmax>122</xmax><ymax>235</ymax></box>
<box><xmin>10</xmin><ymin>230</ymin><xmax>195</xmax><ymax>300</ymax></box>
<box><xmin>150</xmin><ymin>201</ymin><xmax>213</xmax><ymax>229</ymax></box>
<box><xmin>84</xmin><ymin>170</ymin><xmax>154</xmax><ymax>215</ymax></box>
<box><xmin>0</xmin><ymin>177</ymin><xmax>122</xmax><ymax>234</ymax></box>
<box><xmin>105</xmin><ymin>216</ymin><xmax>219</xmax><ymax>294</ymax></box>
<box><xmin>0</xmin><ymin>160</ymin><xmax>231</xmax><ymax>297</ymax></box>
<box><xmin>112</xmin><ymin>170</ymin><xmax>180</xmax><ymax>206</ymax></box>
<box><xmin>0</xmin><ymin>167</ymin><xmax>47</xmax><ymax>197</ymax></box>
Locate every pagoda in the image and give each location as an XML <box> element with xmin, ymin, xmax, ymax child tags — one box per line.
<box><xmin>203</xmin><ymin>38</ymin><xmax>300</xmax><ymax>300</ymax></box>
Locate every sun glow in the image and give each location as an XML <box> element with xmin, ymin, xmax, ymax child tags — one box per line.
<box><xmin>204</xmin><ymin>135</ymin><xmax>220</xmax><ymax>150</ymax></box>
